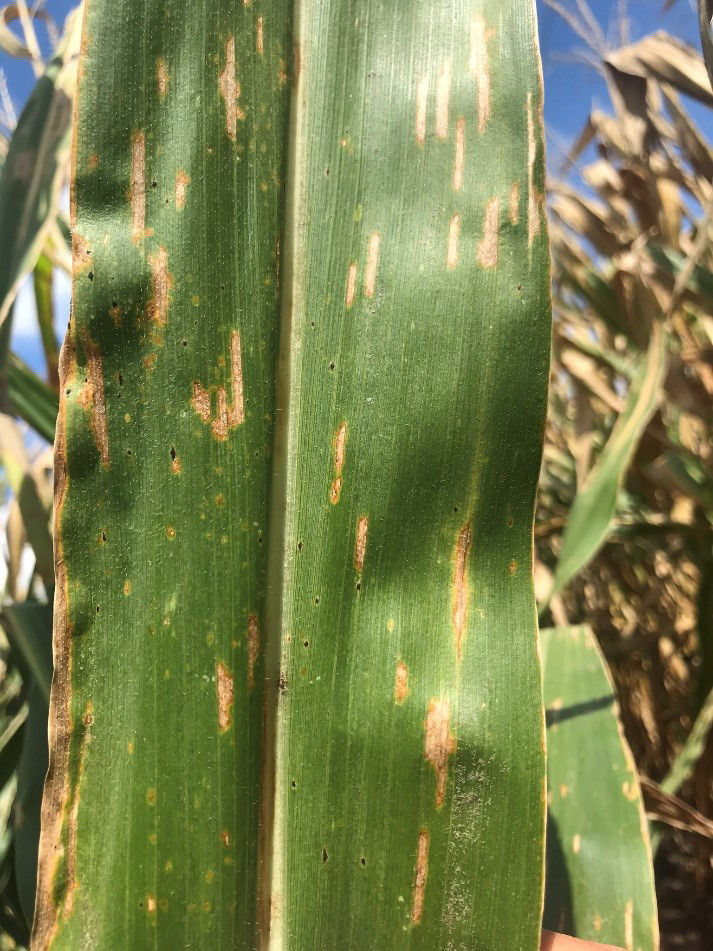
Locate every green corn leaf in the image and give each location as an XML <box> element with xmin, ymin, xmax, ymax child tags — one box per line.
<box><xmin>0</xmin><ymin>9</ymin><xmax>81</xmax><ymax>326</ymax></box>
<box><xmin>3</xmin><ymin>602</ymin><xmax>53</xmax><ymax>703</ymax></box>
<box><xmin>541</xmin><ymin>625</ymin><xmax>658</xmax><ymax>950</ymax></box>
<box><xmin>7</xmin><ymin>352</ymin><xmax>59</xmax><ymax>444</ymax></box>
<box><xmin>547</xmin><ymin>322</ymin><xmax>667</xmax><ymax>603</ymax></box>
<box><xmin>35</xmin><ymin>1</ymin><xmax>551</xmax><ymax>947</ymax></box>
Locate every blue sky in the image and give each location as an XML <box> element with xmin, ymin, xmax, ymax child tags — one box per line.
<box><xmin>0</xmin><ymin>0</ymin><xmax>708</xmax><ymax>378</ymax></box>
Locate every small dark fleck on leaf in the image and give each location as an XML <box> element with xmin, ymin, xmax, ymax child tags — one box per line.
<box><xmin>322</xmin><ymin>848</ymin><xmax>328</xmax><ymax>863</ymax></box>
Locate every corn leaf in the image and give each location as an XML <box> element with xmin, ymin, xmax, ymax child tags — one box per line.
<box><xmin>549</xmin><ymin>322</ymin><xmax>667</xmax><ymax>601</ymax></box>
<box><xmin>542</xmin><ymin>625</ymin><xmax>658</xmax><ymax>950</ymax></box>
<box><xmin>7</xmin><ymin>353</ymin><xmax>59</xmax><ymax>444</ymax></box>
<box><xmin>0</xmin><ymin>10</ymin><xmax>80</xmax><ymax>326</ymax></box>
<box><xmin>35</xmin><ymin>1</ymin><xmax>551</xmax><ymax>947</ymax></box>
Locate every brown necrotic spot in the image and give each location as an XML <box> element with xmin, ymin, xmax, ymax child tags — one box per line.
<box><xmin>256</xmin><ymin>16</ymin><xmax>264</xmax><ymax>56</ymax></box>
<box><xmin>329</xmin><ymin>421</ymin><xmax>347</xmax><ymax>504</ymax></box>
<box><xmin>175</xmin><ymin>169</ymin><xmax>190</xmax><ymax>209</ymax></box>
<box><xmin>211</xmin><ymin>331</ymin><xmax>244</xmax><ymax>440</ymax></box>
<box><xmin>411</xmin><ymin>829</ymin><xmax>429</xmax><ymax>924</ymax></box>
<box><xmin>216</xmin><ymin>662</ymin><xmax>234</xmax><ymax>733</ymax></box>
<box><xmin>394</xmin><ymin>661</ymin><xmax>409</xmax><ymax>704</ymax></box>
<box><xmin>78</xmin><ymin>330</ymin><xmax>109</xmax><ymax>468</ymax></box>
<box><xmin>447</xmin><ymin>213</ymin><xmax>460</xmax><ymax>270</ymax></box>
<box><xmin>354</xmin><ymin>516</ymin><xmax>369</xmax><ymax>576</ymax></box>
<box><xmin>470</xmin><ymin>15</ymin><xmax>494</xmax><ymax>134</ymax></box>
<box><xmin>191</xmin><ymin>383</ymin><xmax>211</xmax><ymax>423</ymax></box>
<box><xmin>424</xmin><ymin>699</ymin><xmax>456</xmax><ymax>808</ymax></box>
<box><xmin>219</xmin><ymin>37</ymin><xmax>245</xmax><ymax>142</ymax></box>
<box><xmin>148</xmin><ymin>247</ymin><xmax>173</xmax><ymax>326</ymax></box>
<box><xmin>130</xmin><ymin>131</ymin><xmax>146</xmax><ymax>244</ymax></box>
<box><xmin>477</xmin><ymin>197</ymin><xmax>500</xmax><ymax>269</ymax></box>
<box><xmin>363</xmin><ymin>232</ymin><xmax>380</xmax><ymax>298</ymax></box>
<box><xmin>451</xmin><ymin>523</ymin><xmax>471</xmax><ymax>660</ymax></box>
<box><xmin>247</xmin><ymin>613</ymin><xmax>259</xmax><ymax>690</ymax></box>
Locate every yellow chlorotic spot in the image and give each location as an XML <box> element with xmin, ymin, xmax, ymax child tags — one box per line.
<box><xmin>146</xmin><ymin>788</ymin><xmax>157</xmax><ymax>805</ymax></box>
<box><xmin>147</xmin><ymin>895</ymin><xmax>156</xmax><ymax>914</ymax></box>
<box><xmin>205</xmin><ymin>870</ymin><xmax>214</xmax><ymax>884</ymax></box>
<box><xmin>192</xmin><ymin>294</ymin><xmax>200</xmax><ymax>306</ymax></box>
<box><xmin>124</xmin><ymin>413</ymin><xmax>131</xmax><ymax>422</ymax></box>
<box><xmin>149</xmin><ymin>832</ymin><xmax>157</xmax><ymax>845</ymax></box>
<box><xmin>166</xmin><ymin>525</ymin><xmax>176</xmax><ymax>540</ymax></box>
<box><xmin>127</xmin><ymin>741</ymin><xmax>134</xmax><ymax>754</ymax></box>
<box><xmin>124</xmin><ymin>580</ymin><xmax>132</xmax><ymax>596</ymax></box>
<box><xmin>386</xmin><ymin>618</ymin><xmax>395</xmax><ymax>633</ymax></box>
<box><xmin>165</xmin><ymin>859</ymin><xmax>173</xmax><ymax>872</ymax></box>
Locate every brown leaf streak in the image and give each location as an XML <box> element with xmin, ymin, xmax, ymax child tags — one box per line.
<box><xmin>453</xmin><ymin>117</ymin><xmax>465</xmax><ymax>190</ymax></box>
<box><xmin>130</xmin><ymin>131</ymin><xmax>146</xmax><ymax>244</ymax></box>
<box><xmin>415</xmin><ymin>75</ymin><xmax>428</xmax><ymax>144</ymax></box>
<box><xmin>329</xmin><ymin>421</ymin><xmax>347</xmax><ymax>504</ymax></box>
<box><xmin>72</xmin><ymin>232</ymin><xmax>91</xmax><ymax>274</ymax></box>
<box><xmin>527</xmin><ymin>92</ymin><xmax>543</xmax><ymax>244</ymax></box>
<box><xmin>247</xmin><ymin>613</ymin><xmax>260</xmax><ymax>690</ymax></box>
<box><xmin>63</xmin><ymin>700</ymin><xmax>93</xmax><ymax>918</ymax></box>
<box><xmin>411</xmin><ymin>829</ymin><xmax>429</xmax><ymax>923</ymax></box>
<box><xmin>191</xmin><ymin>383</ymin><xmax>211</xmax><ymax>422</ymax></box>
<box><xmin>156</xmin><ymin>58</ymin><xmax>168</xmax><ymax>98</ymax></box>
<box><xmin>477</xmin><ymin>197</ymin><xmax>499</xmax><ymax>269</ymax></box>
<box><xmin>425</xmin><ymin>699</ymin><xmax>456</xmax><ymax>808</ymax></box>
<box><xmin>470</xmin><ymin>15</ymin><xmax>494</xmax><ymax>134</ymax></box>
<box><xmin>175</xmin><ymin>169</ymin><xmax>190</xmax><ymax>209</ymax></box>
<box><xmin>435</xmin><ymin>60</ymin><xmax>451</xmax><ymax>139</ymax></box>
<box><xmin>148</xmin><ymin>246</ymin><xmax>172</xmax><ymax>326</ymax></box>
<box><xmin>211</xmin><ymin>331</ymin><xmax>244</xmax><ymax>440</ymax></box>
<box><xmin>256</xmin><ymin>16</ymin><xmax>264</xmax><ymax>56</ymax></box>
<box><xmin>364</xmin><ymin>232</ymin><xmax>380</xmax><ymax>298</ymax></box>
<box><xmin>219</xmin><ymin>37</ymin><xmax>245</xmax><ymax>142</ymax></box>
<box><xmin>345</xmin><ymin>261</ymin><xmax>357</xmax><ymax>308</ymax></box>
<box><xmin>447</xmin><ymin>213</ymin><xmax>461</xmax><ymax>270</ymax></box>
<box><xmin>79</xmin><ymin>330</ymin><xmax>109</xmax><ymax>469</ymax></box>
<box><xmin>33</xmin><ymin>331</ymin><xmax>75</xmax><ymax>947</ymax></box>
<box><xmin>216</xmin><ymin>662</ymin><xmax>234</xmax><ymax>733</ymax></box>
<box><xmin>509</xmin><ymin>181</ymin><xmax>520</xmax><ymax>225</ymax></box>
<box><xmin>394</xmin><ymin>661</ymin><xmax>409</xmax><ymax>704</ymax></box>
<box><xmin>354</xmin><ymin>516</ymin><xmax>369</xmax><ymax>575</ymax></box>
<box><xmin>451</xmin><ymin>523</ymin><xmax>471</xmax><ymax>659</ymax></box>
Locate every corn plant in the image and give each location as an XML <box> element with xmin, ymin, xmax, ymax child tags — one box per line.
<box><xmin>0</xmin><ymin>1</ymin><xmax>667</xmax><ymax>948</ymax></box>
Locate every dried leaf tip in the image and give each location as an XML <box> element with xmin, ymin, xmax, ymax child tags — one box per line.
<box><xmin>329</xmin><ymin>422</ymin><xmax>347</xmax><ymax>504</ymax></box>
<box><xmin>411</xmin><ymin>829</ymin><xmax>429</xmax><ymax>923</ymax></box>
<box><xmin>451</xmin><ymin>523</ymin><xmax>472</xmax><ymax>659</ymax></box>
<box><xmin>477</xmin><ymin>197</ymin><xmax>499</xmax><ymax>269</ymax></box>
<box><xmin>470</xmin><ymin>15</ymin><xmax>494</xmax><ymax>134</ymax></box>
<box><xmin>219</xmin><ymin>37</ymin><xmax>245</xmax><ymax>141</ymax></box>
<box><xmin>130</xmin><ymin>131</ymin><xmax>146</xmax><ymax>244</ymax></box>
<box><xmin>216</xmin><ymin>662</ymin><xmax>234</xmax><ymax>732</ymax></box>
